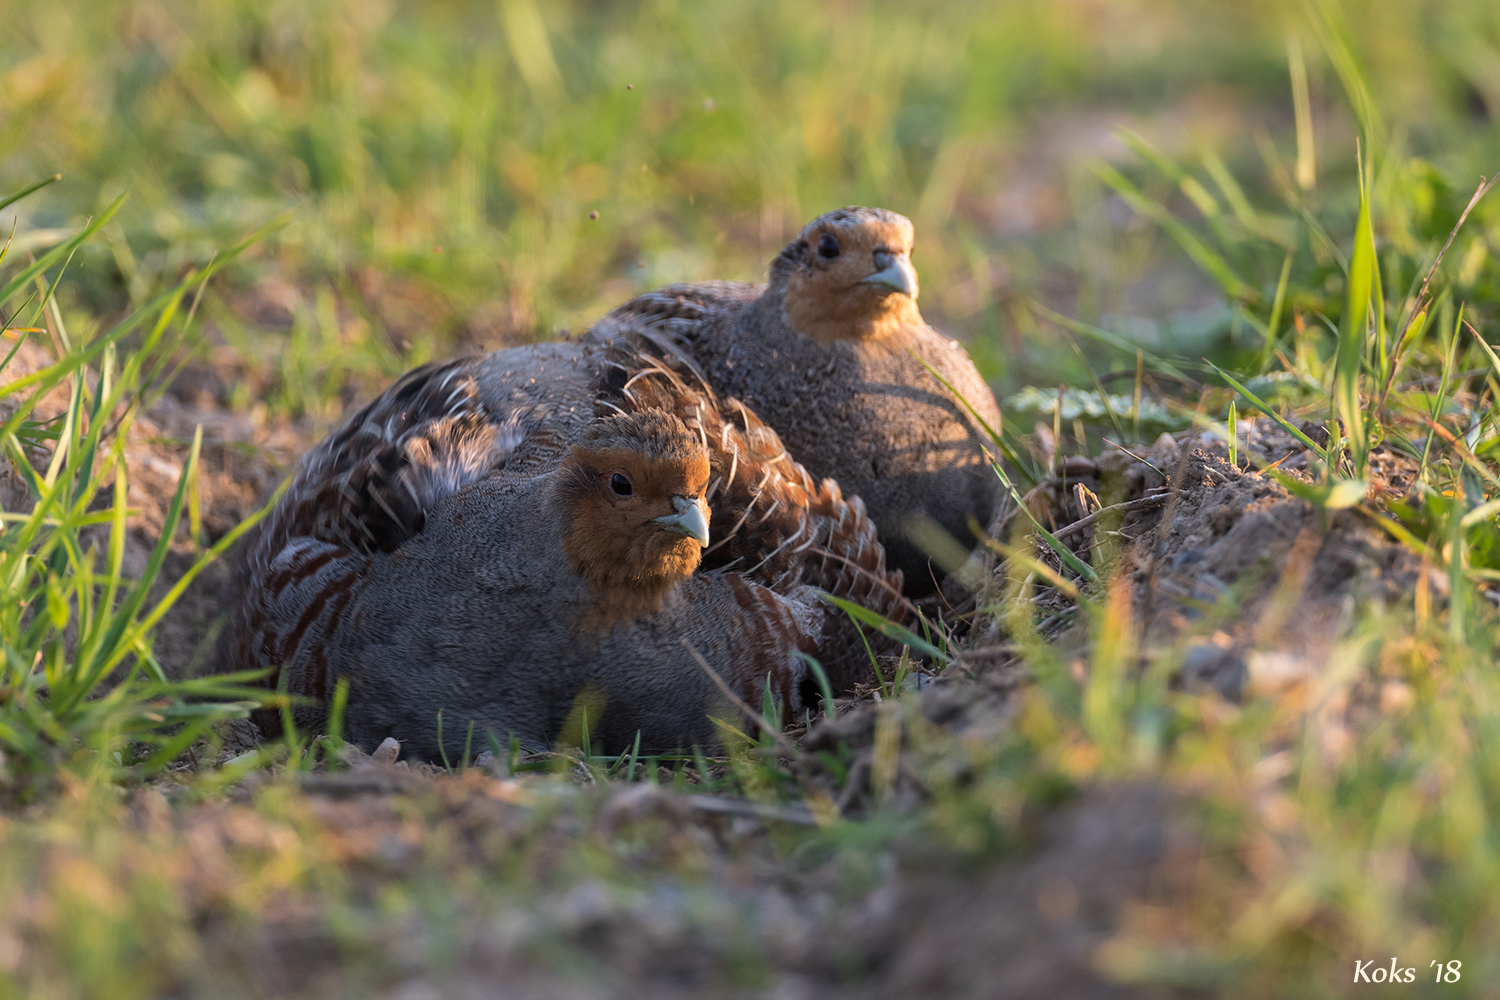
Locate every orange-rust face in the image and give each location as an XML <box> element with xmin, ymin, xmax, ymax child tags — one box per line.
<box><xmin>560</xmin><ymin>412</ymin><xmax>712</xmax><ymax>601</ymax></box>
<box><xmin>776</xmin><ymin>207</ymin><xmax>925</xmax><ymax>346</ymax></box>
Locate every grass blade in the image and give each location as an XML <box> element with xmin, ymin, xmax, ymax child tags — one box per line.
<box><xmin>1093</xmin><ymin>161</ymin><xmax>1253</xmax><ymax>300</ymax></box>
<box><xmin>1334</xmin><ymin>157</ymin><xmax>1377</xmax><ymax>475</ymax></box>
<box><xmin>1207</xmin><ymin>360</ymin><xmax>1326</xmax><ymax>461</ymax></box>
<box><xmin>0</xmin><ymin>173</ymin><xmax>62</xmax><ymax>215</ymax></box>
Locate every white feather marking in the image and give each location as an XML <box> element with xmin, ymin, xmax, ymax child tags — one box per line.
<box><xmin>620</xmin><ymin>369</ymin><xmax>661</xmax><ymax>392</ymax></box>
<box><xmin>746</xmin><ymin>529</ymin><xmax>796</xmax><ymax>576</ymax></box>
<box><xmin>723</xmin><ymin>444</ymin><xmax>739</xmax><ymax>493</ymax></box>
<box><xmin>702</xmin><ymin>471</ymin><xmax>763</xmax><ymax>556</ymax></box>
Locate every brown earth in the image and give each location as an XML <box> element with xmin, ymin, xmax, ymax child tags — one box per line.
<box><xmin>98</xmin><ymin>765</ymin><xmax>1191</xmax><ymax>1000</ymax></box>
<box><xmin>1</xmin><ymin>337</ymin><xmax>313</xmax><ymax>680</ymax></box>
<box><xmin>949</xmin><ymin>417</ymin><xmax>1428</xmax><ymax>705</ymax></box>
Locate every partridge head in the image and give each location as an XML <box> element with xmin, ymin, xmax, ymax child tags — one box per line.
<box><xmin>560</xmin><ymin>413</ymin><xmax>711</xmax><ymax>615</ymax></box>
<box><xmin>780</xmin><ymin>207</ymin><xmax>922</xmax><ymax>347</ymax></box>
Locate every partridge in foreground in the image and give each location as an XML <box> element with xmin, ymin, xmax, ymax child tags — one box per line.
<box><xmin>234</xmin><ymin>334</ymin><xmax>906</xmax><ymax>692</ymax></box>
<box><xmin>587</xmin><ymin>207</ymin><xmax>1003</xmax><ymax>595</ymax></box>
<box><xmin>222</xmin><ymin>376</ymin><xmax>819</xmax><ymax>759</ymax></box>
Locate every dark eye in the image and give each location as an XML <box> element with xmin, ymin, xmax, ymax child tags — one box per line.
<box><xmin>817</xmin><ymin>233</ymin><xmax>841</xmax><ymax>259</ymax></box>
<box><xmin>610</xmin><ymin>473</ymin><xmax>633</xmax><ymax>496</ymax></box>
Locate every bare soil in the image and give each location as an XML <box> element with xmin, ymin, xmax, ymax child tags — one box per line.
<box><xmin>955</xmin><ymin>418</ymin><xmax>1426</xmax><ymax>705</ymax></box>
<box><xmin>135</xmin><ymin>766</ymin><xmax>1192</xmax><ymax>999</ymax></box>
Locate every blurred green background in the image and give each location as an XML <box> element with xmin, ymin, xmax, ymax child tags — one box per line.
<box><xmin>3</xmin><ymin>0</ymin><xmax>1499</xmax><ymax>426</ymax></box>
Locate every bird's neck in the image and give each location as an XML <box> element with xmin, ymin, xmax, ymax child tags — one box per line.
<box><xmin>564</xmin><ymin>538</ymin><xmax>682</xmax><ymax>630</ymax></box>
<box><xmin>576</xmin><ymin>578</ymin><xmax>678</xmax><ymax>632</ymax></box>
<box><xmin>770</xmin><ymin>288</ymin><xmax>924</xmax><ymax>350</ymax></box>
<box><xmin>555</xmin><ymin>473</ymin><xmax>691</xmax><ymax>630</ymax></box>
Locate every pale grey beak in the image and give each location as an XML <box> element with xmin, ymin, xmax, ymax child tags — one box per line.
<box><xmin>860</xmin><ymin>251</ymin><xmax>919</xmax><ymax>300</ymax></box>
<box><xmin>654</xmin><ymin>495</ymin><xmax>710</xmax><ymax>547</ymax></box>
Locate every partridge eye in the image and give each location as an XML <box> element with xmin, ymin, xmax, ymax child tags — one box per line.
<box><xmin>609</xmin><ymin>473</ymin><xmax>633</xmax><ymax>496</ymax></box>
<box><xmin>817</xmin><ymin>234</ymin><xmax>841</xmax><ymax>259</ymax></box>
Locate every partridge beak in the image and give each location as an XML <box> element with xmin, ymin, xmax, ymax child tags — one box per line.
<box><xmin>860</xmin><ymin>251</ymin><xmax>919</xmax><ymax>300</ymax></box>
<box><xmin>654</xmin><ymin>495</ymin><xmax>710</xmax><ymax>547</ymax></box>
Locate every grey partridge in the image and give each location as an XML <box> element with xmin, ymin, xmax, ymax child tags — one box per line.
<box><xmin>223</xmin><ymin>367</ymin><xmax>820</xmax><ymax>759</ymax></box>
<box><xmin>587</xmin><ymin>206</ymin><xmax>1003</xmax><ymax>596</ymax></box>
<box><xmin>232</xmin><ymin>335</ymin><xmax>907</xmax><ymax>692</ymax></box>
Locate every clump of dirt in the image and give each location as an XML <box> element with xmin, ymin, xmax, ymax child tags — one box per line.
<box><xmin>875</xmin><ymin>783</ymin><xmax>1192</xmax><ymax>1000</ymax></box>
<box><xmin>1123</xmin><ymin>447</ymin><xmax>1427</xmax><ymax>699</ymax></box>
<box><xmin>955</xmin><ymin>416</ymin><xmax>1430</xmax><ymax>705</ymax></box>
<box><xmin>124</xmin><ymin>389</ymin><xmax>311</xmax><ymax>676</ymax></box>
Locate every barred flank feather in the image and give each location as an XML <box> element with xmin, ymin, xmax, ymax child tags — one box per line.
<box><xmin>227</xmin><ymin>358</ymin><xmax>522</xmax><ymax>734</ymax></box>
<box><xmin>274</xmin><ymin>359</ymin><xmax>517</xmax><ymax>554</ymax></box>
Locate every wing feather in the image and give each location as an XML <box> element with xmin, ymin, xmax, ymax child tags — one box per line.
<box><xmin>224</xmin><ymin>358</ymin><xmax>525</xmax><ymax>730</ymax></box>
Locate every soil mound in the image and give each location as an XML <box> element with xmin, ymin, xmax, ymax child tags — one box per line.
<box><xmin>956</xmin><ymin>420</ymin><xmax>1429</xmax><ymax>703</ymax></box>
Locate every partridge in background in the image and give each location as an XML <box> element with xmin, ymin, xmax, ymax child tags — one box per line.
<box><xmin>222</xmin><ymin>367</ymin><xmax>820</xmax><ymax>759</ymax></box>
<box><xmin>587</xmin><ymin>207</ymin><xmax>1003</xmax><ymax>596</ymax></box>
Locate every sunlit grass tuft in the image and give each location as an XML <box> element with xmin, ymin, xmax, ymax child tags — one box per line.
<box><xmin>1</xmin><ymin>177</ymin><xmax>275</xmax><ymax>792</ymax></box>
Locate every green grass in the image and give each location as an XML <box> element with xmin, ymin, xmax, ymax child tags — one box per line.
<box><xmin>4</xmin><ymin>0</ymin><xmax>1500</xmax><ymax>995</ymax></box>
<box><xmin>0</xmin><ymin>184</ymin><xmax>281</xmax><ymax>793</ymax></box>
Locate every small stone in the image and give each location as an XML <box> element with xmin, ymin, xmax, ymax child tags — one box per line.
<box><xmin>371</xmin><ymin>736</ymin><xmax>402</xmax><ymax>766</ymax></box>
